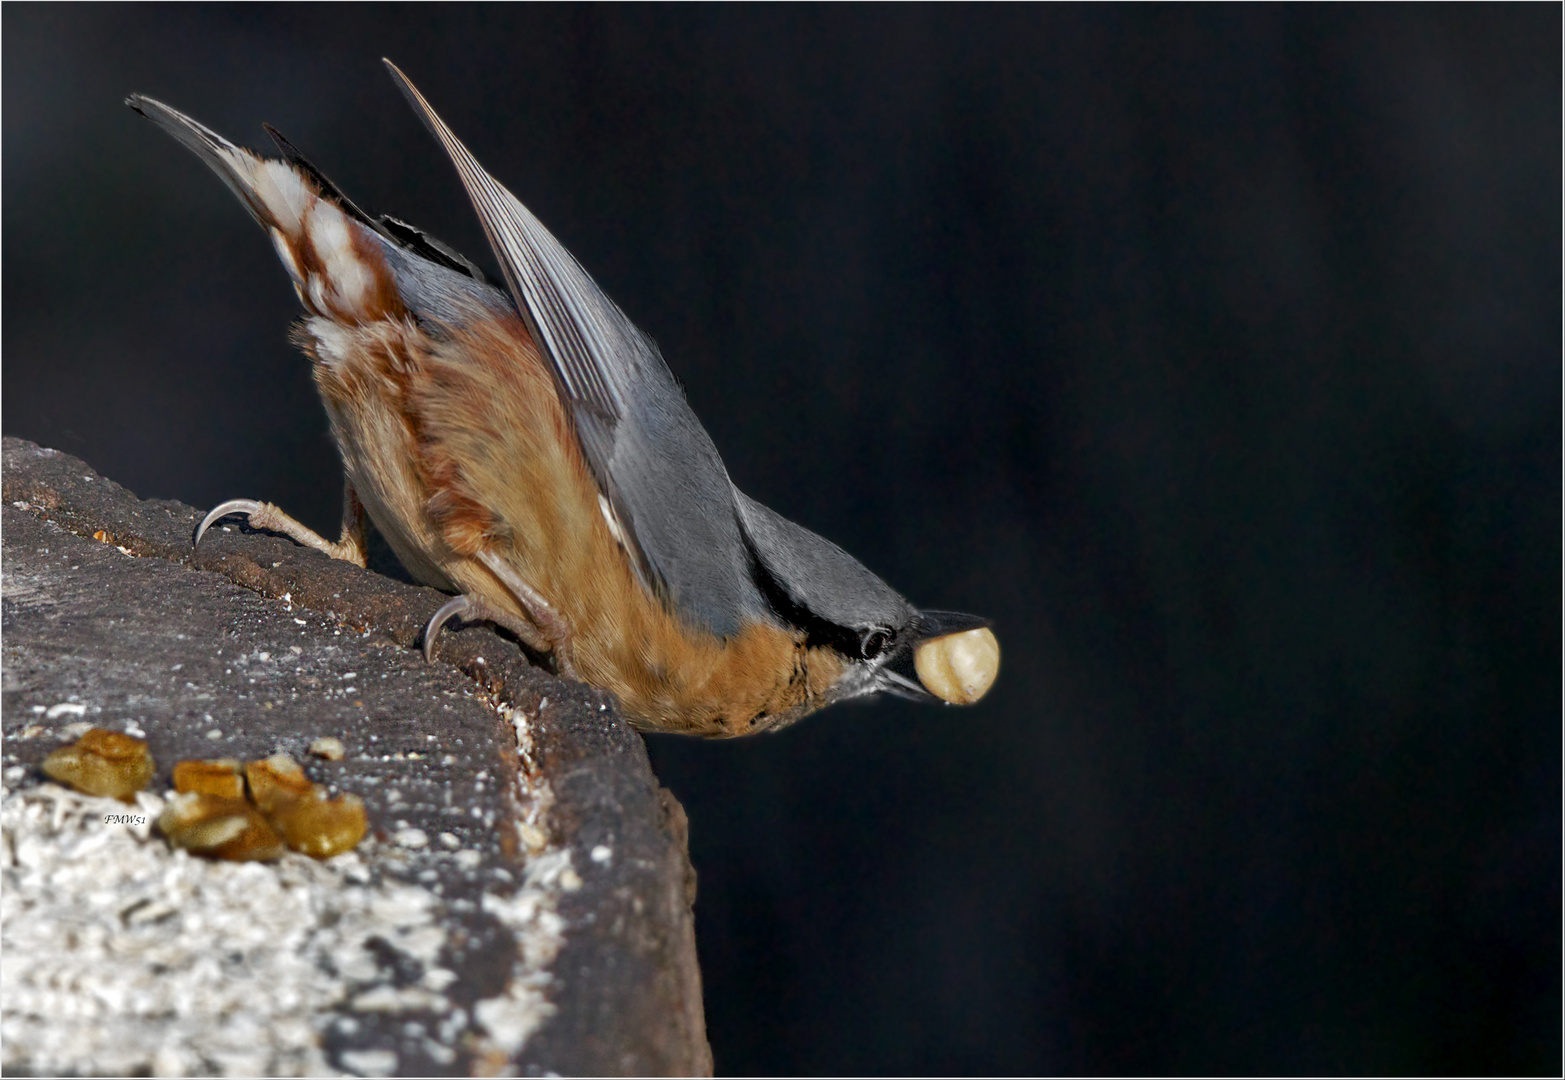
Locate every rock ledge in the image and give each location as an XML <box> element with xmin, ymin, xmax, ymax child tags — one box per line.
<box><xmin>1</xmin><ymin>437</ymin><xmax>711</xmax><ymax>1077</ymax></box>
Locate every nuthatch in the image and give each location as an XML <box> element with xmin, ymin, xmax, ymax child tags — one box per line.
<box><xmin>127</xmin><ymin>62</ymin><xmax>999</xmax><ymax>736</ymax></box>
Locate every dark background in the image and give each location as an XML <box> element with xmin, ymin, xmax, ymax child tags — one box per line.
<box><xmin>4</xmin><ymin>5</ymin><xmax>1559</xmax><ymax>1075</ymax></box>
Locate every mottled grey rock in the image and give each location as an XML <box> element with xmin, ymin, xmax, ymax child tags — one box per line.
<box><xmin>1</xmin><ymin>437</ymin><xmax>711</xmax><ymax>1077</ymax></box>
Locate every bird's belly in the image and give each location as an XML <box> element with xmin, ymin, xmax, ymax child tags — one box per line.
<box><xmin>305</xmin><ymin>321</ymin><xmax>460</xmax><ymax>593</ymax></box>
<box><xmin>324</xmin><ymin>394</ymin><xmax>457</xmax><ymax>591</ymax></box>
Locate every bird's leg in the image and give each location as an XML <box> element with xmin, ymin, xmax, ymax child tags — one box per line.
<box><xmin>194</xmin><ymin>475</ymin><xmax>368</xmax><ymax>567</ymax></box>
<box><xmin>422</xmin><ymin>593</ymin><xmax>551</xmax><ymax>661</ymax></box>
<box><xmin>336</xmin><ymin>479</ymin><xmax>368</xmax><ymax>565</ymax></box>
<box><xmin>472</xmin><ymin>550</ymin><xmax>578</xmax><ymax>679</ymax></box>
<box><xmin>421</xmin><ymin>552</ymin><xmax>579</xmax><ymax>678</ymax></box>
<box><xmin>430</xmin><ymin>549</ymin><xmax>578</xmax><ymax>680</ymax></box>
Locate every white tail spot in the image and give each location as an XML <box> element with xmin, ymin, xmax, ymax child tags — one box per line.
<box><xmin>307</xmin><ymin>274</ymin><xmax>330</xmax><ymax>316</ymax></box>
<box><xmin>253</xmin><ymin>159</ymin><xmax>311</xmax><ymax>233</ymax></box>
<box><xmin>307</xmin><ymin>202</ymin><xmax>373</xmax><ymax>316</ymax></box>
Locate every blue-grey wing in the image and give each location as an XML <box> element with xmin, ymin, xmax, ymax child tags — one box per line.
<box><xmin>385</xmin><ymin>62</ymin><xmax>771</xmax><ymax>638</ymax></box>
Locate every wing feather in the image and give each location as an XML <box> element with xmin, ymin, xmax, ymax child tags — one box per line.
<box><xmin>384</xmin><ymin>61</ymin><xmax>770</xmax><ymax>638</ymax></box>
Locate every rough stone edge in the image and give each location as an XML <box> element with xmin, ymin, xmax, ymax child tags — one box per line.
<box><xmin>1</xmin><ymin>436</ymin><xmax>711</xmax><ymax>1077</ymax></box>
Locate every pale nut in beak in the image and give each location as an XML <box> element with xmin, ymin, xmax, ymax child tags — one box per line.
<box><xmin>913</xmin><ymin>626</ymin><xmax>1000</xmax><ymax>705</ymax></box>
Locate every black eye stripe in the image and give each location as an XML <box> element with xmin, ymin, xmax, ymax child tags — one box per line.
<box><xmin>743</xmin><ymin>524</ymin><xmax>902</xmax><ymax>659</ymax></box>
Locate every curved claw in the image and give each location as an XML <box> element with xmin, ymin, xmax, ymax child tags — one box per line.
<box><xmin>421</xmin><ymin>589</ymin><xmax>554</xmax><ymax>666</ymax></box>
<box><xmin>423</xmin><ymin>595</ymin><xmax>473</xmax><ymax>663</ymax></box>
<box><xmin>194</xmin><ymin>498</ymin><xmax>267</xmax><ymax>548</ymax></box>
<box><xmin>474</xmin><ymin>550</ymin><xmax>579</xmax><ymax>680</ymax></box>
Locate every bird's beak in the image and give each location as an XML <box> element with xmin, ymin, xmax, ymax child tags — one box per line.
<box><xmin>877</xmin><ymin>663</ymin><xmax>939</xmax><ymax>702</ymax></box>
<box><xmin>911</xmin><ymin>609</ymin><xmax>993</xmax><ymax>643</ymax></box>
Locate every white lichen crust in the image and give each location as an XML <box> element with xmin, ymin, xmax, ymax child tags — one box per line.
<box><xmin>1</xmin><ymin>741</ymin><xmax>572</xmax><ymax>1077</ymax></box>
<box><xmin>468</xmin><ymin>699</ymin><xmax>571</xmax><ymax>1061</ymax></box>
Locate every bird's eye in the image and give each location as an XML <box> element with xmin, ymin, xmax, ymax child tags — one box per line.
<box><xmin>858</xmin><ymin>627</ymin><xmax>891</xmax><ymax>659</ymax></box>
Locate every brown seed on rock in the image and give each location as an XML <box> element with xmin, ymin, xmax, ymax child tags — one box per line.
<box><xmin>270</xmin><ymin>792</ymin><xmax>368</xmax><ymax>858</ymax></box>
<box><xmin>244</xmin><ymin>753</ymin><xmax>314</xmax><ymax>815</ymax></box>
<box><xmin>171</xmin><ymin>758</ymin><xmax>245</xmax><ymax>800</ymax></box>
<box><xmin>157</xmin><ymin>791</ymin><xmax>285</xmax><ymax>861</ymax></box>
<box><xmin>308</xmin><ymin>736</ymin><xmax>347</xmax><ymax>761</ymax></box>
<box><xmin>41</xmin><ymin>727</ymin><xmax>154</xmax><ymax>802</ymax></box>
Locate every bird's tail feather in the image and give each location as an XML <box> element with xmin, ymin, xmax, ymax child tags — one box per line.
<box><xmin>128</xmin><ymin>92</ymin><xmax>398</xmax><ymax>326</ymax></box>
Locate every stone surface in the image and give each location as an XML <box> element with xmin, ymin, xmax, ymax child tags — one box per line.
<box><xmin>1</xmin><ymin>437</ymin><xmax>711</xmax><ymax>1077</ymax></box>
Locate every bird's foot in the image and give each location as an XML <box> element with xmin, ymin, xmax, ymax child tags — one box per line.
<box><xmin>421</xmin><ymin>551</ymin><xmax>579</xmax><ymax>679</ymax></box>
<box><xmin>422</xmin><ymin>592</ymin><xmax>553</xmax><ymax>663</ymax></box>
<box><xmin>194</xmin><ymin>498</ymin><xmax>367</xmax><ymax>567</ymax></box>
<box><xmin>472</xmin><ymin>550</ymin><xmax>578</xmax><ymax>679</ymax></box>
